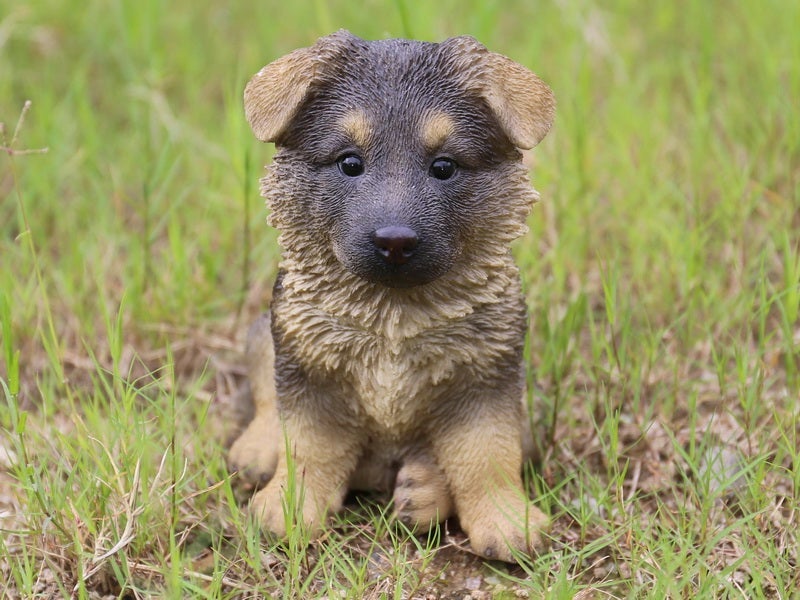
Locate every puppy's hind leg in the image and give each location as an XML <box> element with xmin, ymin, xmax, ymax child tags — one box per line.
<box><xmin>520</xmin><ymin>390</ymin><xmax>539</xmax><ymax>465</ymax></box>
<box><xmin>228</xmin><ymin>313</ymin><xmax>281</xmax><ymax>483</ymax></box>
<box><xmin>393</xmin><ymin>453</ymin><xmax>454</xmax><ymax>531</ymax></box>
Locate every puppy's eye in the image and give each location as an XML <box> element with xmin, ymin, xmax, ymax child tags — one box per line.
<box><xmin>337</xmin><ymin>154</ymin><xmax>365</xmax><ymax>177</ymax></box>
<box><xmin>429</xmin><ymin>157</ymin><xmax>457</xmax><ymax>180</ymax></box>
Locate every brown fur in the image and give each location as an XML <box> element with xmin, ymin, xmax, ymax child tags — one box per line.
<box><xmin>337</xmin><ymin>110</ymin><xmax>372</xmax><ymax>151</ymax></box>
<box><xmin>421</xmin><ymin>112</ymin><xmax>457</xmax><ymax>153</ymax></box>
<box><xmin>229</xmin><ymin>30</ymin><xmax>555</xmax><ymax>562</ymax></box>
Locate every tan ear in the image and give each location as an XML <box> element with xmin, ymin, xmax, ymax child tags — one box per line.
<box><xmin>244</xmin><ymin>30</ymin><xmax>360</xmax><ymax>143</ymax></box>
<box><xmin>482</xmin><ymin>52</ymin><xmax>555</xmax><ymax>149</ymax></box>
<box><xmin>244</xmin><ymin>47</ymin><xmax>317</xmax><ymax>143</ymax></box>
<box><xmin>442</xmin><ymin>36</ymin><xmax>555</xmax><ymax>150</ymax></box>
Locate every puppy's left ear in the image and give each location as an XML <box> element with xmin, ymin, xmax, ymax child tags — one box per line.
<box><xmin>442</xmin><ymin>36</ymin><xmax>555</xmax><ymax>150</ymax></box>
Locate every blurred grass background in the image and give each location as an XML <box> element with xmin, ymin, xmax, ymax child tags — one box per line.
<box><xmin>2</xmin><ymin>1</ymin><xmax>799</xmax><ymax>597</ymax></box>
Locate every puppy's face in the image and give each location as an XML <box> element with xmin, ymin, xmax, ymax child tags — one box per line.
<box><xmin>246</xmin><ymin>32</ymin><xmax>555</xmax><ymax>288</ymax></box>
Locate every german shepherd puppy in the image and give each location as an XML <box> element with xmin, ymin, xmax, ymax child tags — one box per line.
<box><xmin>229</xmin><ymin>30</ymin><xmax>555</xmax><ymax>562</ymax></box>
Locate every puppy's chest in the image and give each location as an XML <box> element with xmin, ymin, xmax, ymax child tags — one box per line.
<box><xmin>354</xmin><ymin>335</ymin><xmax>452</xmax><ymax>430</ymax></box>
<box><xmin>281</xmin><ymin>305</ymin><xmax>470</xmax><ymax>431</ymax></box>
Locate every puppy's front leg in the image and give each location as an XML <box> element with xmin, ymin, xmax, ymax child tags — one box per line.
<box><xmin>432</xmin><ymin>392</ymin><xmax>549</xmax><ymax>562</ymax></box>
<box><xmin>250</xmin><ymin>408</ymin><xmax>362</xmax><ymax>537</ymax></box>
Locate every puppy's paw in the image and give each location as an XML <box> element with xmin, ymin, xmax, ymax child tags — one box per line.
<box><xmin>393</xmin><ymin>458</ymin><xmax>453</xmax><ymax>530</ymax></box>
<box><xmin>249</xmin><ymin>480</ymin><xmax>289</xmax><ymax>537</ymax></box>
<box><xmin>464</xmin><ymin>493</ymin><xmax>549</xmax><ymax>562</ymax></box>
<box><xmin>228</xmin><ymin>415</ymin><xmax>280</xmax><ymax>484</ymax></box>
<box><xmin>249</xmin><ymin>478</ymin><xmax>326</xmax><ymax>538</ymax></box>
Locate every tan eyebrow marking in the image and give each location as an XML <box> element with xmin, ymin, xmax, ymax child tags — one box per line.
<box><xmin>337</xmin><ymin>110</ymin><xmax>372</xmax><ymax>148</ymax></box>
<box><xmin>421</xmin><ymin>111</ymin><xmax>457</xmax><ymax>151</ymax></box>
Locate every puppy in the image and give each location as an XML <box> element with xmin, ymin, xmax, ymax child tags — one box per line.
<box><xmin>229</xmin><ymin>30</ymin><xmax>555</xmax><ymax>562</ymax></box>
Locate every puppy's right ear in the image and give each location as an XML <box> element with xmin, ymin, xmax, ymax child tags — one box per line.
<box><xmin>244</xmin><ymin>30</ymin><xmax>359</xmax><ymax>143</ymax></box>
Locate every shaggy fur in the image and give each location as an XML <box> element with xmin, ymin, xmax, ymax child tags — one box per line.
<box><xmin>229</xmin><ymin>30</ymin><xmax>555</xmax><ymax>562</ymax></box>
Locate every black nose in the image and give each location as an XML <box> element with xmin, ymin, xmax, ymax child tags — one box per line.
<box><xmin>371</xmin><ymin>226</ymin><xmax>418</xmax><ymax>265</ymax></box>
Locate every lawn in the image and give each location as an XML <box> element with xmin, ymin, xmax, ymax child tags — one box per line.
<box><xmin>1</xmin><ymin>1</ymin><xmax>799</xmax><ymax>598</ymax></box>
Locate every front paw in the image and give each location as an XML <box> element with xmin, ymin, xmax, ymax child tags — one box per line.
<box><xmin>249</xmin><ymin>480</ymin><xmax>289</xmax><ymax>537</ymax></box>
<box><xmin>228</xmin><ymin>415</ymin><xmax>280</xmax><ymax>484</ymax></box>
<box><xmin>248</xmin><ymin>474</ymin><xmax>331</xmax><ymax>539</ymax></box>
<box><xmin>463</xmin><ymin>492</ymin><xmax>549</xmax><ymax>562</ymax></box>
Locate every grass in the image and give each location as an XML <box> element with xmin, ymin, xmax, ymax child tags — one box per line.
<box><xmin>1</xmin><ymin>0</ymin><xmax>798</xmax><ymax>597</ymax></box>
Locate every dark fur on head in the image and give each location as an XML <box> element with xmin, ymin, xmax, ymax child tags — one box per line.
<box><xmin>248</xmin><ymin>30</ymin><xmax>553</xmax><ymax>293</ymax></box>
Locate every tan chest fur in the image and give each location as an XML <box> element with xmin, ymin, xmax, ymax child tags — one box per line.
<box><xmin>275</xmin><ymin>257</ymin><xmax>522</xmax><ymax>436</ymax></box>
<box><xmin>278</xmin><ymin>301</ymin><xmax>472</xmax><ymax>434</ymax></box>
<box><xmin>358</xmin><ymin>336</ymin><xmax>434</xmax><ymax>429</ymax></box>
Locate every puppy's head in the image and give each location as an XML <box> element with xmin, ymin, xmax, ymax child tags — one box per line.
<box><xmin>245</xmin><ymin>31</ymin><xmax>554</xmax><ymax>289</ymax></box>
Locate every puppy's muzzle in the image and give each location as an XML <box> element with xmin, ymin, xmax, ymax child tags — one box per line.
<box><xmin>371</xmin><ymin>226</ymin><xmax>418</xmax><ymax>266</ymax></box>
